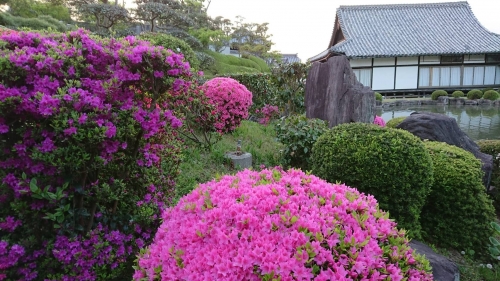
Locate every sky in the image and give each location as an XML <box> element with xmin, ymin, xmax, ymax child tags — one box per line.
<box><xmin>125</xmin><ymin>0</ymin><xmax>500</xmax><ymax>62</ymax></box>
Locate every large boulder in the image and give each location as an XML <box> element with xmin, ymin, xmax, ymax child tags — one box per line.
<box><xmin>409</xmin><ymin>240</ymin><xmax>460</xmax><ymax>281</ymax></box>
<box><xmin>305</xmin><ymin>55</ymin><xmax>375</xmax><ymax>127</ymax></box>
<box><xmin>396</xmin><ymin>111</ymin><xmax>493</xmax><ymax>189</ymax></box>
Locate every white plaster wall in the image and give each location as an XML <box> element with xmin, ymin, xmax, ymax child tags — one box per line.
<box><xmin>420</xmin><ymin>56</ymin><xmax>440</xmax><ymax>64</ymax></box>
<box><xmin>373</xmin><ymin>57</ymin><xmax>395</xmax><ymax>66</ymax></box>
<box><xmin>372</xmin><ymin>67</ymin><xmax>395</xmax><ymax>90</ymax></box>
<box><xmin>350</xmin><ymin>58</ymin><xmax>372</xmax><ymax>67</ymax></box>
<box><xmin>397</xmin><ymin>57</ymin><xmax>418</xmax><ymax>65</ymax></box>
<box><xmin>395</xmin><ymin>66</ymin><xmax>418</xmax><ymax>89</ymax></box>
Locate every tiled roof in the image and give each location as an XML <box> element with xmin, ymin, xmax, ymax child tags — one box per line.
<box><xmin>309</xmin><ymin>1</ymin><xmax>500</xmax><ymax>61</ymax></box>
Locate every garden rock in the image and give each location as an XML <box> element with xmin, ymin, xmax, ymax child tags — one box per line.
<box><xmin>396</xmin><ymin>111</ymin><xmax>493</xmax><ymax>189</ymax></box>
<box><xmin>409</xmin><ymin>240</ymin><xmax>460</xmax><ymax>281</ymax></box>
<box><xmin>437</xmin><ymin>96</ymin><xmax>449</xmax><ymax>104</ymax></box>
<box><xmin>305</xmin><ymin>55</ymin><xmax>375</xmax><ymax>127</ymax></box>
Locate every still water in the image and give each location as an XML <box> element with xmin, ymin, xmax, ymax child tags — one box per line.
<box><xmin>376</xmin><ymin>105</ymin><xmax>500</xmax><ymax>141</ymax></box>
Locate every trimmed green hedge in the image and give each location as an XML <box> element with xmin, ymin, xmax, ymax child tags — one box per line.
<box><xmin>375</xmin><ymin>92</ymin><xmax>383</xmax><ymax>101</ymax></box>
<box><xmin>451</xmin><ymin>90</ymin><xmax>464</xmax><ymax>98</ymax></box>
<box><xmin>0</xmin><ymin>13</ymin><xmax>67</xmax><ymax>32</ymax></box>
<box><xmin>421</xmin><ymin>141</ymin><xmax>495</xmax><ymax>254</ymax></box>
<box><xmin>431</xmin><ymin>90</ymin><xmax>448</xmax><ymax>100</ymax></box>
<box><xmin>386</xmin><ymin>116</ymin><xmax>406</xmax><ymax>128</ymax></box>
<box><xmin>483</xmin><ymin>90</ymin><xmax>500</xmax><ymax>101</ymax></box>
<box><xmin>203</xmin><ymin>50</ymin><xmax>269</xmax><ymax>76</ymax></box>
<box><xmin>311</xmin><ymin>123</ymin><xmax>433</xmax><ymax>239</ymax></box>
<box><xmin>467</xmin><ymin>89</ymin><xmax>483</xmax><ymax>100</ymax></box>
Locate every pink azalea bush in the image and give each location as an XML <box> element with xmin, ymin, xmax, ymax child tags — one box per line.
<box><xmin>134</xmin><ymin>168</ymin><xmax>433</xmax><ymax>281</ymax></box>
<box><xmin>201</xmin><ymin>77</ymin><xmax>253</xmax><ymax>133</ymax></box>
<box><xmin>0</xmin><ymin>29</ymin><xmax>194</xmax><ymax>280</ymax></box>
<box><xmin>256</xmin><ymin>104</ymin><xmax>280</xmax><ymax>125</ymax></box>
<box><xmin>373</xmin><ymin>115</ymin><xmax>386</xmax><ymax>127</ymax></box>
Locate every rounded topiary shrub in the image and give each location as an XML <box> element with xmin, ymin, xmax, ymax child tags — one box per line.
<box><xmin>476</xmin><ymin>140</ymin><xmax>500</xmax><ymax>213</ymax></box>
<box><xmin>421</xmin><ymin>141</ymin><xmax>496</xmax><ymax>254</ymax></box>
<box><xmin>431</xmin><ymin>90</ymin><xmax>448</xmax><ymax>100</ymax></box>
<box><xmin>482</xmin><ymin>87</ymin><xmax>494</xmax><ymax>94</ymax></box>
<box><xmin>201</xmin><ymin>77</ymin><xmax>253</xmax><ymax>133</ymax></box>
<box><xmin>483</xmin><ymin>90</ymin><xmax>500</xmax><ymax>100</ymax></box>
<box><xmin>375</xmin><ymin>92</ymin><xmax>383</xmax><ymax>101</ymax></box>
<box><xmin>451</xmin><ymin>90</ymin><xmax>465</xmax><ymax>98</ymax></box>
<box><xmin>386</xmin><ymin>116</ymin><xmax>406</xmax><ymax>128</ymax></box>
<box><xmin>133</xmin><ymin>168</ymin><xmax>433</xmax><ymax>280</ymax></box>
<box><xmin>467</xmin><ymin>89</ymin><xmax>483</xmax><ymax>100</ymax></box>
<box><xmin>311</xmin><ymin>123</ymin><xmax>433</xmax><ymax>239</ymax></box>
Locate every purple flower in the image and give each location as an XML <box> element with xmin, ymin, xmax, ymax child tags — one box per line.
<box><xmin>63</xmin><ymin>127</ymin><xmax>77</xmax><ymax>136</ymax></box>
<box><xmin>38</xmin><ymin>137</ymin><xmax>56</xmax><ymax>153</ymax></box>
<box><xmin>104</xmin><ymin>122</ymin><xmax>116</xmax><ymax>138</ymax></box>
<box><xmin>153</xmin><ymin>71</ymin><xmax>164</xmax><ymax>78</ymax></box>
<box><xmin>78</xmin><ymin>113</ymin><xmax>88</xmax><ymax>124</ymax></box>
<box><xmin>0</xmin><ymin>124</ymin><xmax>8</xmax><ymax>134</ymax></box>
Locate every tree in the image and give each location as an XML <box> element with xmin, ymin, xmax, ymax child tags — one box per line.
<box><xmin>188</xmin><ymin>27</ymin><xmax>229</xmax><ymax>51</ymax></box>
<box><xmin>78</xmin><ymin>2</ymin><xmax>129</xmax><ymax>32</ymax></box>
<box><xmin>231</xmin><ymin>17</ymin><xmax>274</xmax><ymax>59</ymax></box>
<box><xmin>134</xmin><ymin>0</ymin><xmax>192</xmax><ymax>32</ymax></box>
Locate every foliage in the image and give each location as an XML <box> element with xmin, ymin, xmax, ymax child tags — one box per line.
<box><xmin>7</xmin><ymin>0</ymin><xmax>71</xmax><ymax>22</ymax></box>
<box><xmin>76</xmin><ymin>2</ymin><xmax>129</xmax><ymax>33</ymax></box>
<box><xmin>134</xmin><ymin>1</ymin><xmax>188</xmax><ymax>33</ymax></box>
<box><xmin>271</xmin><ymin>62</ymin><xmax>309</xmax><ymax>116</ymax></box>
<box><xmin>386</xmin><ymin>116</ymin><xmax>407</xmax><ymax>128</ymax></box>
<box><xmin>194</xmin><ymin>51</ymin><xmax>215</xmax><ymax>70</ymax></box>
<box><xmin>373</xmin><ymin>115</ymin><xmax>386</xmax><ymax>127</ymax></box>
<box><xmin>275</xmin><ymin>115</ymin><xmax>328</xmax><ymax>171</ymax></box>
<box><xmin>488</xmin><ymin>222</ymin><xmax>500</xmax><ymax>261</ymax></box>
<box><xmin>452</xmin><ymin>90</ymin><xmax>465</xmax><ymax>98</ymax></box>
<box><xmin>200</xmin><ymin>77</ymin><xmax>252</xmax><ymax>133</ymax></box>
<box><xmin>134</xmin><ymin>168</ymin><xmax>433</xmax><ymax>280</ymax></box>
<box><xmin>221</xmin><ymin>73</ymin><xmax>277</xmax><ymax>115</ymax></box>
<box><xmin>188</xmin><ymin>27</ymin><xmax>229</xmax><ymax>51</ymax></box>
<box><xmin>375</xmin><ymin>92</ymin><xmax>383</xmax><ymax>101</ymax></box>
<box><xmin>231</xmin><ymin>16</ymin><xmax>274</xmax><ymax>59</ymax></box>
<box><xmin>174</xmin><ymin>120</ymin><xmax>283</xmax><ymax>201</ymax></box>
<box><xmin>467</xmin><ymin>89</ymin><xmax>483</xmax><ymax>100</ymax></box>
<box><xmin>420</xmin><ymin>141</ymin><xmax>495</xmax><ymax>255</ymax></box>
<box><xmin>431</xmin><ymin>90</ymin><xmax>448</xmax><ymax>100</ymax></box>
<box><xmin>0</xmin><ymin>13</ymin><xmax>67</xmax><ymax>32</ymax></box>
<box><xmin>482</xmin><ymin>88</ymin><xmax>495</xmax><ymax>94</ymax></box>
<box><xmin>0</xmin><ymin>29</ymin><xmax>192</xmax><ymax>280</ymax></box>
<box><xmin>255</xmin><ymin>104</ymin><xmax>279</xmax><ymax>125</ymax></box>
<box><xmin>477</xmin><ymin>140</ymin><xmax>500</xmax><ymax>213</ymax></box>
<box><xmin>483</xmin><ymin>90</ymin><xmax>500</xmax><ymax>101</ymax></box>
<box><xmin>138</xmin><ymin>32</ymin><xmax>199</xmax><ymax>70</ymax></box>
<box><xmin>311</xmin><ymin>123</ymin><xmax>434</xmax><ymax>239</ymax></box>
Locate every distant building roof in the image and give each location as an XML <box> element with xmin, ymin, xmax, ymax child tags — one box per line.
<box><xmin>309</xmin><ymin>1</ymin><xmax>500</xmax><ymax>61</ymax></box>
<box><xmin>281</xmin><ymin>53</ymin><xmax>301</xmax><ymax>64</ymax></box>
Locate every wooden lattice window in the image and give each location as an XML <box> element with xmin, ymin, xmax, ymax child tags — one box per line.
<box><xmin>441</xmin><ymin>55</ymin><xmax>463</xmax><ymax>64</ymax></box>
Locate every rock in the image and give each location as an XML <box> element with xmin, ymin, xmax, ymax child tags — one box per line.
<box><xmin>449</xmin><ymin>98</ymin><xmax>465</xmax><ymax>105</ymax></box>
<box><xmin>437</xmin><ymin>96</ymin><xmax>449</xmax><ymax>104</ymax></box>
<box><xmin>479</xmin><ymin>99</ymin><xmax>493</xmax><ymax>106</ymax></box>
<box><xmin>305</xmin><ymin>55</ymin><xmax>375</xmax><ymax>127</ymax></box>
<box><xmin>464</xmin><ymin>99</ymin><xmax>478</xmax><ymax>105</ymax></box>
<box><xmin>409</xmin><ymin>240</ymin><xmax>460</xmax><ymax>281</ymax></box>
<box><xmin>396</xmin><ymin>112</ymin><xmax>493</xmax><ymax>189</ymax></box>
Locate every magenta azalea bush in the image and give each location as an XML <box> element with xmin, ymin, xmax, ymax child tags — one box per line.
<box><xmin>373</xmin><ymin>115</ymin><xmax>386</xmax><ymax>127</ymax></box>
<box><xmin>256</xmin><ymin>104</ymin><xmax>280</xmax><ymax>125</ymax></box>
<box><xmin>134</xmin><ymin>168</ymin><xmax>433</xmax><ymax>281</ymax></box>
<box><xmin>201</xmin><ymin>77</ymin><xmax>252</xmax><ymax>133</ymax></box>
<box><xmin>0</xmin><ymin>29</ymin><xmax>194</xmax><ymax>280</ymax></box>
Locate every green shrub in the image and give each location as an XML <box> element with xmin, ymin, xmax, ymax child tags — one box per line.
<box><xmin>452</xmin><ymin>90</ymin><xmax>465</xmax><ymax>98</ymax></box>
<box><xmin>431</xmin><ymin>90</ymin><xmax>448</xmax><ymax>100</ymax></box>
<box><xmin>477</xmin><ymin>140</ymin><xmax>500</xmax><ymax>213</ymax></box>
<box><xmin>467</xmin><ymin>89</ymin><xmax>483</xmax><ymax>100</ymax></box>
<box><xmin>482</xmin><ymin>87</ymin><xmax>494</xmax><ymax>94</ymax></box>
<box><xmin>221</xmin><ymin>73</ymin><xmax>278</xmax><ymax>115</ymax></box>
<box><xmin>386</xmin><ymin>116</ymin><xmax>407</xmax><ymax>128</ymax></box>
<box><xmin>0</xmin><ymin>13</ymin><xmax>66</xmax><ymax>32</ymax></box>
<box><xmin>483</xmin><ymin>90</ymin><xmax>500</xmax><ymax>101</ymax></box>
<box><xmin>138</xmin><ymin>32</ymin><xmax>200</xmax><ymax>69</ymax></box>
<box><xmin>195</xmin><ymin>51</ymin><xmax>215</xmax><ymax>70</ymax></box>
<box><xmin>275</xmin><ymin>114</ymin><xmax>328</xmax><ymax>171</ymax></box>
<box><xmin>375</xmin><ymin>92</ymin><xmax>383</xmax><ymax>101</ymax></box>
<box><xmin>311</xmin><ymin>123</ymin><xmax>433</xmax><ymax>239</ymax></box>
<box><xmin>421</xmin><ymin>141</ymin><xmax>495</xmax><ymax>255</ymax></box>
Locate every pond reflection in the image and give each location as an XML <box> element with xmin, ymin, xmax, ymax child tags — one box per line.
<box><xmin>376</xmin><ymin>105</ymin><xmax>500</xmax><ymax>141</ymax></box>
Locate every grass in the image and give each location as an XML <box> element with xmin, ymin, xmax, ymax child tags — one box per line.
<box><xmin>202</xmin><ymin>50</ymin><xmax>270</xmax><ymax>77</ymax></box>
<box><xmin>174</xmin><ymin>120</ymin><xmax>283</xmax><ymax>202</ymax></box>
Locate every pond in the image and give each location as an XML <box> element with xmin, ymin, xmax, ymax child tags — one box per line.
<box><xmin>376</xmin><ymin>105</ymin><xmax>500</xmax><ymax>141</ymax></box>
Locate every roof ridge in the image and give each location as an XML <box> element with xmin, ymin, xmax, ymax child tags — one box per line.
<box><xmin>338</xmin><ymin>1</ymin><xmax>468</xmax><ymax>10</ymax></box>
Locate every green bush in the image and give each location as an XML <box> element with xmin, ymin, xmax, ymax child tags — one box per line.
<box><xmin>452</xmin><ymin>90</ymin><xmax>465</xmax><ymax>98</ymax></box>
<box><xmin>311</xmin><ymin>123</ymin><xmax>433</xmax><ymax>239</ymax></box>
<box><xmin>195</xmin><ymin>51</ymin><xmax>215</xmax><ymax>70</ymax></box>
<box><xmin>421</xmin><ymin>141</ymin><xmax>495</xmax><ymax>254</ymax></box>
<box><xmin>467</xmin><ymin>89</ymin><xmax>483</xmax><ymax>100</ymax></box>
<box><xmin>483</xmin><ymin>90</ymin><xmax>500</xmax><ymax>101</ymax></box>
<box><xmin>482</xmin><ymin>87</ymin><xmax>494</xmax><ymax>94</ymax></box>
<box><xmin>0</xmin><ymin>13</ymin><xmax>66</xmax><ymax>32</ymax></box>
<box><xmin>275</xmin><ymin>114</ymin><xmax>328</xmax><ymax>171</ymax></box>
<box><xmin>375</xmin><ymin>92</ymin><xmax>383</xmax><ymax>101</ymax></box>
<box><xmin>477</xmin><ymin>140</ymin><xmax>500</xmax><ymax>213</ymax></box>
<box><xmin>221</xmin><ymin>73</ymin><xmax>278</xmax><ymax>115</ymax></box>
<box><xmin>138</xmin><ymin>32</ymin><xmax>200</xmax><ymax>70</ymax></box>
<box><xmin>431</xmin><ymin>90</ymin><xmax>448</xmax><ymax>100</ymax></box>
<box><xmin>386</xmin><ymin>116</ymin><xmax>407</xmax><ymax>128</ymax></box>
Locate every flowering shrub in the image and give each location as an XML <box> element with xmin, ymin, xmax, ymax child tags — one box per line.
<box><xmin>256</xmin><ymin>104</ymin><xmax>280</xmax><ymax>125</ymax></box>
<box><xmin>201</xmin><ymin>77</ymin><xmax>252</xmax><ymax>133</ymax></box>
<box><xmin>134</xmin><ymin>168</ymin><xmax>433</xmax><ymax>280</ymax></box>
<box><xmin>224</xmin><ymin>73</ymin><xmax>278</xmax><ymax>115</ymax></box>
<box><xmin>0</xmin><ymin>29</ymin><xmax>192</xmax><ymax>280</ymax></box>
<box><xmin>373</xmin><ymin>115</ymin><xmax>386</xmax><ymax>127</ymax></box>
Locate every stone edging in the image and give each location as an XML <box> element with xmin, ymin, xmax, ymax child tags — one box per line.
<box><xmin>376</xmin><ymin>97</ymin><xmax>500</xmax><ymax>109</ymax></box>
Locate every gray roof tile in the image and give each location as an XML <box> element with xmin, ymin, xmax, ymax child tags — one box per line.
<box><xmin>310</xmin><ymin>1</ymin><xmax>500</xmax><ymax>60</ymax></box>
